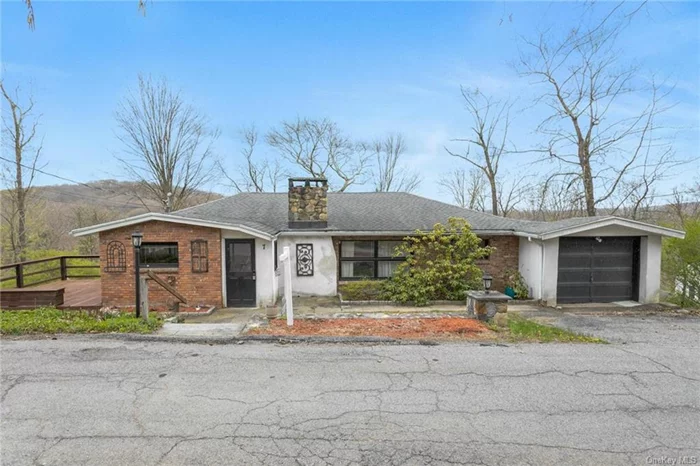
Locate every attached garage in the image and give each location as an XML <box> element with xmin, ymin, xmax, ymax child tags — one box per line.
<box><xmin>556</xmin><ymin>237</ymin><xmax>640</xmax><ymax>304</ymax></box>
<box><xmin>517</xmin><ymin>217</ymin><xmax>685</xmax><ymax>306</ymax></box>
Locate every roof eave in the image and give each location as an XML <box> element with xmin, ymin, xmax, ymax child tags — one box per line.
<box><xmin>537</xmin><ymin>217</ymin><xmax>685</xmax><ymax>240</ymax></box>
<box><xmin>70</xmin><ymin>213</ymin><xmax>274</xmax><ymax>240</ymax></box>
<box><xmin>275</xmin><ymin>229</ymin><xmax>534</xmax><ymax>237</ymax></box>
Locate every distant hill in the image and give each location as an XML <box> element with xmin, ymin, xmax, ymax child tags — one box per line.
<box><xmin>28</xmin><ymin>180</ymin><xmax>225</xmax><ymax>217</ymax></box>
<box><xmin>0</xmin><ymin>180</ymin><xmax>226</xmax><ymax>255</ymax></box>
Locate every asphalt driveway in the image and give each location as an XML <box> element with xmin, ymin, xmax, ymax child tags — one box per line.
<box><xmin>2</xmin><ymin>313</ymin><xmax>699</xmax><ymax>465</ymax></box>
<box><xmin>518</xmin><ymin>308</ymin><xmax>700</xmax><ymax>345</ymax></box>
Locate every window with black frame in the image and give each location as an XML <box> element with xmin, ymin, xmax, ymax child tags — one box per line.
<box><xmin>339</xmin><ymin>240</ymin><xmax>406</xmax><ymax>279</ymax></box>
<box><xmin>139</xmin><ymin>242</ymin><xmax>179</xmax><ymax>268</ymax></box>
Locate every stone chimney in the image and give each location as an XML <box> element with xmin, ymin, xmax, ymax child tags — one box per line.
<box><xmin>288</xmin><ymin>178</ymin><xmax>328</xmax><ymax>229</ymax></box>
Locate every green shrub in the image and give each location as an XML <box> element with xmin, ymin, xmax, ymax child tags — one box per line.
<box><xmin>662</xmin><ymin>219</ymin><xmax>700</xmax><ymax>308</ymax></box>
<box><xmin>502</xmin><ymin>268</ymin><xmax>530</xmax><ymax>299</ymax></box>
<box><xmin>666</xmin><ymin>292</ymin><xmax>700</xmax><ymax>309</ymax></box>
<box><xmin>382</xmin><ymin>217</ymin><xmax>491</xmax><ymax>306</ymax></box>
<box><xmin>338</xmin><ymin>280</ymin><xmax>386</xmax><ymax>301</ymax></box>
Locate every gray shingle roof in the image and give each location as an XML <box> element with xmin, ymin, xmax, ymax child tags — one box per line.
<box><xmin>171</xmin><ymin>192</ymin><xmax>611</xmax><ymax>236</ymax></box>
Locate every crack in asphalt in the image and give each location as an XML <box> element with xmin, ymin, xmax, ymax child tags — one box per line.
<box><xmin>2</xmin><ymin>321</ymin><xmax>699</xmax><ymax>465</ymax></box>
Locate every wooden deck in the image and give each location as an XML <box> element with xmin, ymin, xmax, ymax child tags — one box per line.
<box><xmin>1</xmin><ymin>279</ymin><xmax>101</xmax><ymax>309</ymax></box>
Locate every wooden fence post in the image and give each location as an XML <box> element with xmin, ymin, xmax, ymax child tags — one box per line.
<box><xmin>60</xmin><ymin>257</ymin><xmax>68</xmax><ymax>281</ymax></box>
<box><xmin>15</xmin><ymin>264</ymin><xmax>24</xmax><ymax>288</ymax></box>
<box><xmin>140</xmin><ymin>276</ymin><xmax>149</xmax><ymax>320</ymax></box>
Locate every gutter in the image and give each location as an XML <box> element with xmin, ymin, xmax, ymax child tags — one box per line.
<box><xmin>274</xmin><ymin>229</ymin><xmax>539</xmax><ymax>238</ymax></box>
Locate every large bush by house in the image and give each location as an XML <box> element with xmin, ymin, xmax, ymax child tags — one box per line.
<box><xmin>663</xmin><ymin>219</ymin><xmax>700</xmax><ymax>307</ymax></box>
<box><xmin>382</xmin><ymin>217</ymin><xmax>491</xmax><ymax>306</ymax></box>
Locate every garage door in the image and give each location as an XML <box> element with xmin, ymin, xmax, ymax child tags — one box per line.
<box><xmin>557</xmin><ymin>237</ymin><xmax>640</xmax><ymax>304</ymax></box>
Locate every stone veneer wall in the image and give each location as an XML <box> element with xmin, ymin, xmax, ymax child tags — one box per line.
<box><xmin>288</xmin><ymin>180</ymin><xmax>328</xmax><ymax>223</ymax></box>
<box><xmin>99</xmin><ymin>221</ymin><xmax>222</xmax><ymax>309</ymax></box>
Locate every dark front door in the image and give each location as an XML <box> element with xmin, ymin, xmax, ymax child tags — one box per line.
<box><xmin>225</xmin><ymin>239</ymin><xmax>256</xmax><ymax>307</ymax></box>
<box><xmin>557</xmin><ymin>237</ymin><xmax>640</xmax><ymax>304</ymax></box>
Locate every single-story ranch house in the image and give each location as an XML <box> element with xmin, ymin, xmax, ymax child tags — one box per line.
<box><xmin>71</xmin><ymin>178</ymin><xmax>685</xmax><ymax>309</ymax></box>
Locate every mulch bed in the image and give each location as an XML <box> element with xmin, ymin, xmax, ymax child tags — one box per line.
<box><xmin>247</xmin><ymin>317</ymin><xmax>493</xmax><ymax>340</ymax></box>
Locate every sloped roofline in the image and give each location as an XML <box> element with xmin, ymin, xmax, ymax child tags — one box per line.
<box><xmin>69</xmin><ymin>213</ymin><xmax>274</xmax><ymax>240</ymax></box>
<box><xmin>70</xmin><ymin>210</ymin><xmax>685</xmax><ymax>241</ymax></box>
<box><xmin>536</xmin><ymin>216</ymin><xmax>685</xmax><ymax>240</ymax></box>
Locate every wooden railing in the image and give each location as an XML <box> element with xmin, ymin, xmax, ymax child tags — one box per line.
<box><xmin>0</xmin><ymin>255</ymin><xmax>100</xmax><ymax>289</ymax></box>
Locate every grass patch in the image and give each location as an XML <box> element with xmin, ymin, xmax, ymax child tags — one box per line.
<box><xmin>0</xmin><ymin>307</ymin><xmax>162</xmax><ymax>335</ymax></box>
<box><xmin>491</xmin><ymin>314</ymin><xmax>606</xmax><ymax>343</ymax></box>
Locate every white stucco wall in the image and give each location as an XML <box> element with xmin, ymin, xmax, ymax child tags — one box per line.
<box><xmin>517</xmin><ymin>237</ymin><xmax>558</xmax><ymax>304</ymax></box>
<box><xmin>541</xmin><ymin>238</ymin><xmax>560</xmax><ymax>306</ymax></box>
<box><xmin>220</xmin><ymin>230</ymin><xmax>276</xmax><ymax>308</ymax></box>
<box><xmin>518</xmin><ymin>238</ymin><xmax>542</xmax><ymax>300</ymax></box>
<box><xmin>277</xmin><ymin>235</ymin><xmax>337</xmax><ymax>297</ymax></box>
<box><xmin>567</xmin><ymin>225</ymin><xmax>654</xmax><ymax>237</ymax></box>
<box><xmin>639</xmin><ymin>235</ymin><xmax>662</xmax><ymax>303</ymax></box>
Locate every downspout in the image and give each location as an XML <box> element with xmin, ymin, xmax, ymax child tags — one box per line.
<box><xmin>271</xmin><ymin>238</ymin><xmax>277</xmax><ymax>305</ymax></box>
<box><xmin>540</xmin><ymin>239</ymin><xmax>545</xmax><ymax>304</ymax></box>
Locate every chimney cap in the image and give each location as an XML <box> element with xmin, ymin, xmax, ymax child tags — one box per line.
<box><xmin>289</xmin><ymin>177</ymin><xmax>328</xmax><ymax>188</ymax></box>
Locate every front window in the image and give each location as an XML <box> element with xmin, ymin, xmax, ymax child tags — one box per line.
<box><xmin>139</xmin><ymin>243</ymin><xmax>179</xmax><ymax>268</ymax></box>
<box><xmin>340</xmin><ymin>240</ymin><xmax>405</xmax><ymax>279</ymax></box>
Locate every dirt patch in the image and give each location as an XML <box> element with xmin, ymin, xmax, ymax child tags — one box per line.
<box><xmin>247</xmin><ymin>317</ymin><xmax>493</xmax><ymax>340</ymax></box>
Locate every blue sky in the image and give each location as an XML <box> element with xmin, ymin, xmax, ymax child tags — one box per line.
<box><xmin>2</xmin><ymin>1</ymin><xmax>699</xmax><ymax>204</ymax></box>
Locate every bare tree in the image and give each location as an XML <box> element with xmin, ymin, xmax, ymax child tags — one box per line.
<box><xmin>371</xmin><ymin>133</ymin><xmax>420</xmax><ymax>193</ymax></box>
<box><xmin>525</xmin><ymin>177</ymin><xmax>586</xmax><ymax>221</ymax></box>
<box><xmin>22</xmin><ymin>0</ymin><xmax>146</xmax><ymax>30</ymax></box>
<box><xmin>72</xmin><ymin>205</ymin><xmax>117</xmax><ymax>255</ymax></box>
<box><xmin>668</xmin><ymin>182</ymin><xmax>700</xmax><ymax>227</ymax></box>
<box><xmin>497</xmin><ymin>177</ymin><xmax>528</xmax><ymax>218</ymax></box>
<box><xmin>115</xmin><ymin>75</ymin><xmax>219</xmax><ymax>212</ymax></box>
<box><xmin>438</xmin><ymin>168</ymin><xmax>488</xmax><ymax>211</ymax></box>
<box><xmin>221</xmin><ymin>126</ymin><xmax>284</xmax><ymax>193</ymax></box>
<box><xmin>266</xmin><ymin>117</ymin><xmax>370</xmax><ymax>192</ymax></box>
<box><xmin>446</xmin><ymin>87</ymin><xmax>512</xmax><ymax>216</ymax></box>
<box><xmin>517</xmin><ymin>3</ymin><xmax>680</xmax><ymax>217</ymax></box>
<box><xmin>1</xmin><ymin>82</ymin><xmax>43</xmax><ymax>262</ymax></box>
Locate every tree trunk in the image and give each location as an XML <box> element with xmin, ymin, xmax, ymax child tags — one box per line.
<box><xmin>489</xmin><ymin>179</ymin><xmax>498</xmax><ymax>216</ymax></box>
<box><xmin>580</xmin><ymin>146</ymin><xmax>596</xmax><ymax>217</ymax></box>
<box><xmin>17</xmin><ymin>193</ymin><xmax>26</xmax><ymax>262</ymax></box>
<box><xmin>15</xmin><ymin>135</ymin><xmax>27</xmax><ymax>262</ymax></box>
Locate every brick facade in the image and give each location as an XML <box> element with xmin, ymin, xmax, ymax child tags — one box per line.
<box><xmin>332</xmin><ymin>234</ymin><xmax>519</xmax><ymax>292</ymax></box>
<box><xmin>99</xmin><ymin>221</ymin><xmax>223</xmax><ymax>309</ymax></box>
<box><xmin>476</xmin><ymin>235</ymin><xmax>520</xmax><ymax>292</ymax></box>
<box><xmin>96</xmin><ymin>223</ymin><xmax>519</xmax><ymax>308</ymax></box>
